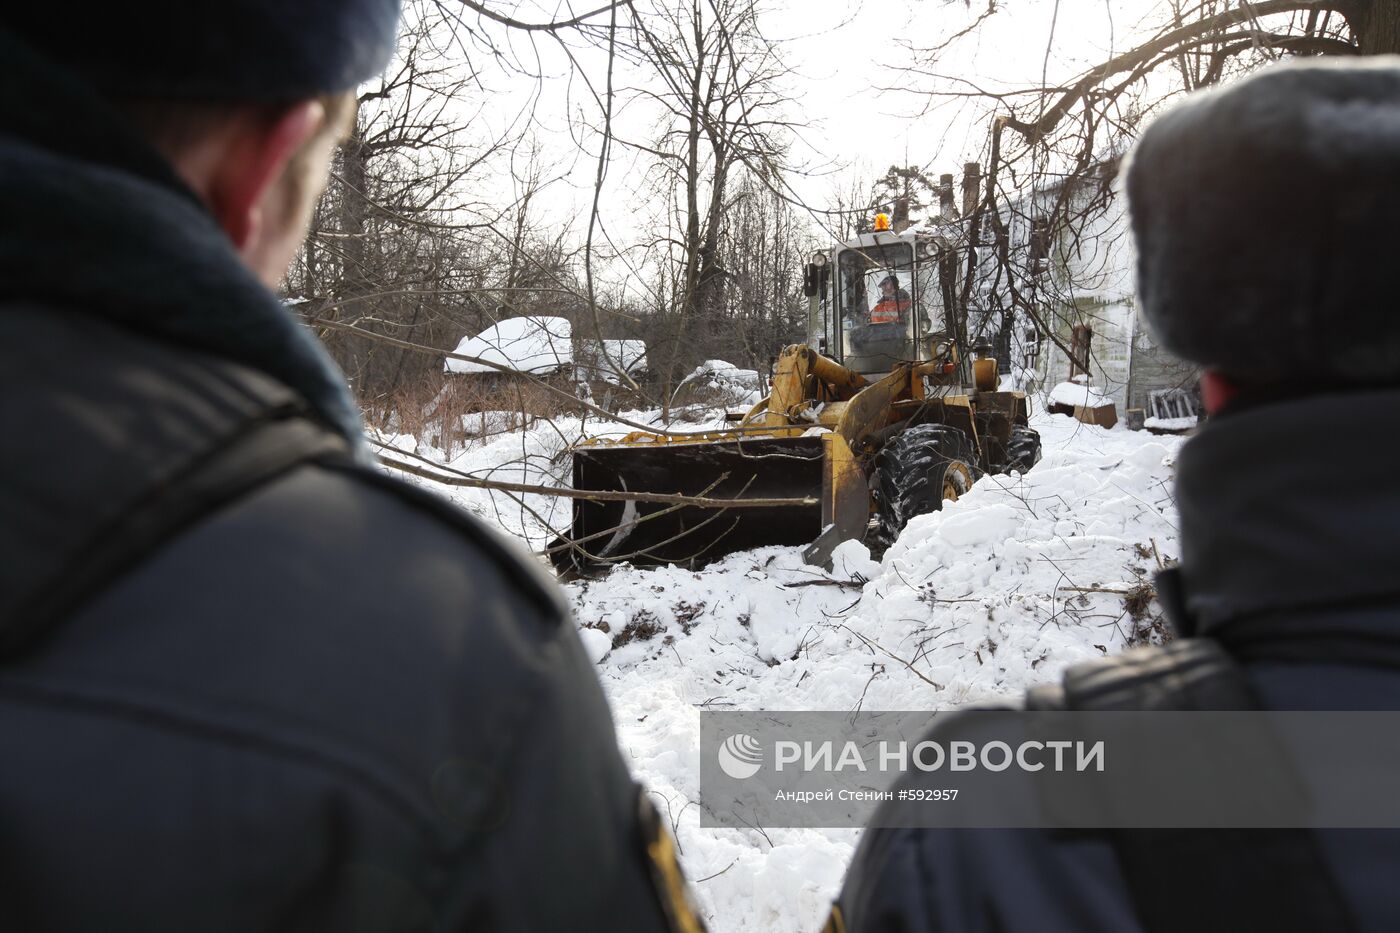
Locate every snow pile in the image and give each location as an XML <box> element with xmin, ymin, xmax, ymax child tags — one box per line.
<box><xmin>562</xmin><ymin>411</ymin><xmax>1183</xmax><ymax>930</ymax></box>
<box><xmin>392</xmin><ymin>407</ymin><xmax>1184</xmax><ymax>931</ymax></box>
<box><xmin>444</xmin><ymin>315</ymin><xmax>572</xmax><ymax>375</ymax></box>
<box><xmin>672</xmin><ymin>359</ymin><xmax>763</xmax><ymax>410</ymax></box>
<box><xmin>1048</xmin><ymin>378</ymin><xmax>1114</xmax><ymax>410</ymax></box>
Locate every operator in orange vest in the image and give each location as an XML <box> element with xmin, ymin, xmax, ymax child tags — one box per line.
<box><xmin>869</xmin><ymin>274</ymin><xmax>911</xmax><ymax>326</ymax></box>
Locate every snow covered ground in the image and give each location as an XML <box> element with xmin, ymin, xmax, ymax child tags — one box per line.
<box><xmin>386</xmin><ymin>406</ymin><xmax>1184</xmax><ymax>932</ymax></box>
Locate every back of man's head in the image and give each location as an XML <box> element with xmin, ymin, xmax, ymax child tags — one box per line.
<box><xmin>1124</xmin><ymin>57</ymin><xmax>1400</xmax><ymax>390</ymax></box>
<box><xmin>1</xmin><ymin>3</ymin><xmax>401</xmax><ymax>101</ymax></box>
<box><xmin>2</xmin><ymin>2</ymin><xmax>402</xmax><ymax>164</ymax></box>
<box><xmin>2</xmin><ymin>2</ymin><xmax>402</xmax><ymax>285</ymax></box>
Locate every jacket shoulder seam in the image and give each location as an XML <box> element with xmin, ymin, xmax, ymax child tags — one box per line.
<box><xmin>314</xmin><ymin>460</ymin><xmax>569</xmax><ymax>623</ymax></box>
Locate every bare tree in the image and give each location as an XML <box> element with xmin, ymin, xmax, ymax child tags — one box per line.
<box><xmin>890</xmin><ymin>0</ymin><xmax>1392</xmax><ymax>405</ymax></box>
<box><xmin>276</xmin><ymin>0</ymin><xmax>822</xmax><ymax>552</ymax></box>
<box><xmin>619</xmin><ymin>0</ymin><xmax>801</xmax><ymax>408</ymax></box>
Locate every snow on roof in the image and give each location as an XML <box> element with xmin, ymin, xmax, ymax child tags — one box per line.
<box><xmin>1048</xmin><ymin>379</ymin><xmax>1114</xmax><ymax>410</ymax></box>
<box><xmin>445</xmin><ymin>316</ymin><xmax>572</xmax><ymax>375</ymax></box>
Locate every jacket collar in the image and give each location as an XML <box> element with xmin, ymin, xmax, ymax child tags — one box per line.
<box><xmin>1171</xmin><ymin>389</ymin><xmax>1400</xmax><ymax>635</ymax></box>
<box><xmin>0</xmin><ymin>26</ymin><xmax>367</xmax><ymax>457</ymax></box>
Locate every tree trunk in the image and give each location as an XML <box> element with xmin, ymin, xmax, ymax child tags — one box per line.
<box><xmin>694</xmin><ymin>149</ymin><xmax>729</xmax><ymax>333</ymax></box>
<box><xmin>339</xmin><ymin>107</ymin><xmax>370</xmax><ymax>304</ymax></box>
<box><xmin>1356</xmin><ymin>0</ymin><xmax>1400</xmax><ymax>54</ymax></box>
<box><xmin>328</xmin><ymin>107</ymin><xmax>373</xmax><ymax>388</ymax></box>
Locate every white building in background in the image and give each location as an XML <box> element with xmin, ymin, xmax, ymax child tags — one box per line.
<box><xmin>894</xmin><ymin>159</ymin><xmax>1196</xmax><ymax>418</ymax></box>
<box><xmin>1031</xmin><ymin>184</ymin><xmax>1141</xmax><ymax>410</ymax></box>
<box><xmin>998</xmin><ymin>163</ymin><xmax>1197</xmax><ymax>416</ymax></box>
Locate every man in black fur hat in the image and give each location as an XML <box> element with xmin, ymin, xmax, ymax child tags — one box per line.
<box><xmin>829</xmin><ymin>57</ymin><xmax>1400</xmax><ymax>933</ymax></box>
<box><xmin>0</xmin><ymin>7</ymin><xmax>700</xmax><ymax>931</ymax></box>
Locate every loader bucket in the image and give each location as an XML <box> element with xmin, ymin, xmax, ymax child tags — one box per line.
<box><xmin>552</xmin><ymin>434</ymin><xmax>828</xmax><ymax>572</ymax></box>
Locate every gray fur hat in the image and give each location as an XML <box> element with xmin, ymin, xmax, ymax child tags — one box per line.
<box><xmin>1124</xmin><ymin>57</ymin><xmax>1400</xmax><ymax>385</ymax></box>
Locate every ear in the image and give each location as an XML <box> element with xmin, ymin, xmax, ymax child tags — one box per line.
<box><xmin>1199</xmin><ymin>370</ymin><xmax>1238</xmax><ymax>414</ymax></box>
<box><xmin>206</xmin><ymin>100</ymin><xmax>325</xmax><ymax>250</ymax></box>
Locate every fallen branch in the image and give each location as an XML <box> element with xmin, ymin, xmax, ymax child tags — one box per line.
<box><xmin>696</xmin><ymin>859</ymin><xmax>738</xmax><ymax>884</ymax></box>
<box><xmin>1062</xmin><ymin>583</ymin><xmax>1157</xmax><ymax>622</ymax></box>
<box><xmin>837</xmin><ymin>624</ymin><xmax>944</xmax><ymax>691</ymax></box>
<box><xmin>783</xmin><ymin>578</ymin><xmax>864</xmax><ymax>589</ymax></box>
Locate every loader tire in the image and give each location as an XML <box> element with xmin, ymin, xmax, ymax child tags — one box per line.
<box><xmin>1004</xmin><ymin>426</ymin><xmax>1042</xmax><ymax>475</ymax></box>
<box><xmin>873</xmin><ymin>424</ymin><xmax>975</xmax><ymax>546</ymax></box>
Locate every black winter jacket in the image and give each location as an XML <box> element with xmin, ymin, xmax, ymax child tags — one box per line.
<box><xmin>0</xmin><ymin>28</ymin><xmax>681</xmax><ymax>933</ymax></box>
<box><xmin>834</xmin><ymin>391</ymin><xmax>1400</xmax><ymax>933</ymax></box>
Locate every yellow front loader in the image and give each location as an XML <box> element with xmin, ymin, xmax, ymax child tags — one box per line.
<box><xmin>552</xmin><ymin>219</ymin><xmax>1041</xmax><ymax>574</ymax></box>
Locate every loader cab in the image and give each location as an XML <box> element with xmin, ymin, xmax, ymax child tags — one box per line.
<box><xmin>805</xmin><ymin>230</ymin><xmax>950</xmax><ymax>378</ymax></box>
<box><xmin>836</xmin><ymin>239</ymin><xmax>914</xmax><ymax>374</ymax></box>
<box><xmin>812</xmin><ymin>231</ymin><xmax>952</xmax><ymax>375</ymax></box>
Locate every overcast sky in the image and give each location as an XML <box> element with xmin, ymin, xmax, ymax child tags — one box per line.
<box><xmin>777</xmin><ymin>0</ymin><xmax>1166</xmax><ymax>194</ymax></box>
<box><xmin>437</xmin><ymin>0</ymin><xmax>1171</xmax><ymax>288</ymax></box>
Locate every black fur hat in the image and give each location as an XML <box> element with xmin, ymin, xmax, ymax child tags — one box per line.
<box><xmin>1</xmin><ymin>2</ymin><xmax>402</xmax><ymax>99</ymax></box>
<box><xmin>1124</xmin><ymin>57</ymin><xmax>1400</xmax><ymax>385</ymax></box>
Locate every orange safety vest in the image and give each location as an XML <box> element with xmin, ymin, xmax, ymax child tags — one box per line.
<box><xmin>870</xmin><ymin>297</ymin><xmax>909</xmax><ymax>325</ymax></box>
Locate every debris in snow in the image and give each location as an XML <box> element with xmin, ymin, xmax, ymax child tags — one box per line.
<box><xmin>444</xmin><ymin>315</ymin><xmax>572</xmax><ymax>375</ymax></box>
<box><xmin>1122</xmin><ymin>581</ymin><xmax>1156</xmax><ymax>620</ymax></box>
<box><xmin>672</xmin><ymin>600</ymin><xmax>706</xmax><ymax>635</ymax></box>
<box><xmin>611</xmin><ymin>608</ymin><xmax>665</xmax><ymax>649</ymax></box>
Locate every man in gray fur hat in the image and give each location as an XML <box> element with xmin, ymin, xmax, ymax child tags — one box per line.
<box><xmin>830</xmin><ymin>57</ymin><xmax>1400</xmax><ymax>933</ymax></box>
<box><xmin>0</xmin><ymin>7</ymin><xmax>700</xmax><ymax>931</ymax></box>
